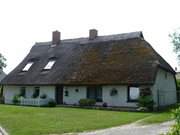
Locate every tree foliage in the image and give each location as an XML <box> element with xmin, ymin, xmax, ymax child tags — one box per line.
<box><xmin>0</xmin><ymin>53</ymin><xmax>6</xmax><ymax>70</ymax></box>
<box><xmin>169</xmin><ymin>29</ymin><xmax>180</xmax><ymax>61</ymax></box>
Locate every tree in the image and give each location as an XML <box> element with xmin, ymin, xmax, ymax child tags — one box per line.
<box><xmin>0</xmin><ymin>53</ymin><xmax>6</xmax><ymax>70</ymax></box>
<box><xmin>169</xmin><ymin>29</ymin><xmax>180</xmax><ymax>62</ymax></box>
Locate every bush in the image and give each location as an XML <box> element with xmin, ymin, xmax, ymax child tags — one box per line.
<box><xmin>48</xmin><ymin>99</ymin><xmax>56</xmax><ymax>107</ymax></box>
<box><xmin>12</xmin><ymin>95</ymin><xmax>20</xmax><ymax>104</ymax></box>
<box><xmin>162</xmin><ymin>107</ymin><xmax>180</xmax><ymax>135</ymax></box>
<box><xmin>79</xmin><ymin>99</ymin><xmax>96</xmax><ymax>106</ymax></box>
<box><xmin>137</xmin><ymin>95</ymin><xmax>154</xmax><ymax>111</ymax></box>
<box><xmin>102</xmin><ymin>102</ymin><xmax>108</xmax><ymax>107</ymax></box>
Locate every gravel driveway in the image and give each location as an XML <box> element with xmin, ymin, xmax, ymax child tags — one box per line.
<box><xmin>78</xmin><ymin>121</ymin><xmax>174</xmax><ymax>135</ymax></box>
<box><xmin>1</xmin><ymin>121</ymin><xmax>173</xmax><ymax>135</ymax></box>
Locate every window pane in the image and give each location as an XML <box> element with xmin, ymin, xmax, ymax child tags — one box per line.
<box><xmin>87</xmin><ymin>88</ymin><xmax>96</xmax><ymax>99</ymax></box>
<box><xmin>130</xmin><ymin>87</ymin><xmax>140</xmax><ymax>100</ymax></box>
<box><xmin>32</xmin><ymin>87</ymin><xmax>40</xmax><ymax>98</ymax></box>
<box><xmin>87</xmin><ymin>86</ymin><xmax>102</xmax><ymax>102</ymax></box>
<box><xmin>44</xmin><ymin>60</ymin><xmax>56</xmax><ymax>70</ymax></box>
<box><xmin>22</xmin><ymin>62</ymin><xmax>33</xmax><ymax>71</ymax></box>
<box><xmin>96</xmin><ymin>87</ymin><xmax>102</xmax><ymax>102</ymax></box>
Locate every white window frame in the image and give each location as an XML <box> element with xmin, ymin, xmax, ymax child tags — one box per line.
<box><xmin>128</xmin><ymin>87</ymin><xmax>140</xmax><ymax>102</ymax></box>
<box><xmin>44</xmin><ymin>60</ymin><xmax>56</xmax><ymax>70</ymax></box>
<box><xmin>22</xmin><ymin>62</ymin><xmax>33</xmax><ymax>71</ymax></box>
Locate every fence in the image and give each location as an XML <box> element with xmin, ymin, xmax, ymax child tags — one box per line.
<box><xmin>4</xmin><ymin>98</ymin><xmax>50</xmax><ymax>106</ymax></box>
<box><xmin>20</xmin><ymin>98</ymin><xmax>49</xmax><ymax>106</ymax></box>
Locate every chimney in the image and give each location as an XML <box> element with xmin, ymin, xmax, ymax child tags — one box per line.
<box><xmin>89</xmin><ymin>29</ymin><xmax>98</xmax><ymax>40</ymax></box>
<box><xmin>52</xmin><ymin>30</ymin><xmax>61</xmax><ymax>45</ymax></box>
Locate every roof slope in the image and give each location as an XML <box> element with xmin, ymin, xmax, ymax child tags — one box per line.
<box><xmin>1</xmin><ymin>31</ymin><xmax>175</xmax><ymax>85</ymax></box>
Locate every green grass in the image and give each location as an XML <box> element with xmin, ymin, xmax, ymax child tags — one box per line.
<box><xmin>0</xmin><ymin>105</ymin><xmax>152</xmax><ymax>135</ymax></box>
<box><xmin>140</xmin><ymin>106</ymin><xmax>177</xmax><ymax>124</ymax></box>
<box><xmin>140</xmin><ymin>111</ymin><xmax>172</xmax><ymax>124</ymax></box>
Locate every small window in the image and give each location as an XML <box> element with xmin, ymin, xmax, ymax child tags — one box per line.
<box><xmin>22</xmin><ymin>62</ymin><xmax>33</xmax><ymax>71</ymax></box>
<box><xmin>65</xmin><ymin>90</ymin><xmax>69</xmax><ymax>96</ymax></box>
<box><xmin>32</xmin><ymin>87</ymin><xmax>40</xmax><ymax>98</ymax></box>
<box><xmin>44</xmin><ymin>60</ymin><xmax>56</xmax><ymax>70</ymax></box>
<box><xmin>75</xmin><ymin>89</ymin><xmax>79</xmax><ymax>92</ymax></box>
<box><xmin>128</xmin><ymin>87</ymin><xmax>140</xmax><ymax>102</ymax></box>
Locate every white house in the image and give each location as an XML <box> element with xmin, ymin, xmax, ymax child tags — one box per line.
<box><xmin>0</xmin><ymin>30</ymin><xmax>177</xmax><ymax>108</ymax></box>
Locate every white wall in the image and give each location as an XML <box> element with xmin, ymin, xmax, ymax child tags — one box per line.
<box><xmin>63</xmin><ymin>86</ymin><xmax>86</xmax><ymax>105</ymax></box>
<box><xmin>63</xmin><ymin>85</ymin><xmax>137</xmax><ymax>107</ymax></box>
<box><xmin>102</xmin><ymin>85</ymin><xmax>137</xmax><ymax>107</ymax></box>
<box><xmin>152</xmin><ymin>68</ymin><xmax>177</xmax><ymax>106</ymax></box>
<box><xmin>3</xmin><ymin>85</ymin><xmax>55</xmax><ymax>104</ymax></box>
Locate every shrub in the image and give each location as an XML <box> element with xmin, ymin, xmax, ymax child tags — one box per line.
<box><xmin>12</xmin><ymin>95</ymin><xmax>20</xmax><ymax>104</ymax></box>
<box><xmin>40</xmin><ymin>94</ymin><xmax>47</xmax><ymax>99</ymax></box>
<box><xmin>48</xmin><ymin>99</ymin><xmax>56</xmax><ymax>107</ymax></box>
<box><xmin>162</xmin><ymin>107</ymin><xmax>180</xmax><ymax>135</ymax></box>
<box><xmin>137</xmin><ymin>95</ymin><xmax>154</xmax><ymax>111</ymax></box>
<box><xmin>102</xmin><ymin>102</ymin><xmax>108</xmax><ymax>107</ymax></box>
<box><xmin>79</xmin><ymin>99</ymin><xmax>96</xmax><ymax>106</ymax></box>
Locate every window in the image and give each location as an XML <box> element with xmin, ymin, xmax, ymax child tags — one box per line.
<box><xmin>75</xmin><ymin>89</ymin><xmax>79</xmax><ymax>92</ymax></box>
<box><xmin>128</xmin><ymin>87</ymin><xmax>140</xmax><ymax>102</ymax></box>
<box><xmin>65</xmin><ymin>90</ymin><xmax>69</xmax><ymax>96</ymax></box>
<box><xmin>44</xmin><ymin>60</ymin><xmax>56</xmax><ymax>70</ymax></box>
<box><xmin>19</xmin><ymin>87</ymin><xmax>26</xmax><ymax>97</ymax></box>
<box><xmin>87</xmin><ymin>86</ymin><xmax>102</xmax><ymax>102</ymax></box>
<box><xmin>32</xmin><ymin>87</ymin><xmax>40</xmax><ymax>98</ymax></box>
<box><xmin>22</xmin><ymin>62</ymin><xmax>33</xmax><ymax>71</ymax></box>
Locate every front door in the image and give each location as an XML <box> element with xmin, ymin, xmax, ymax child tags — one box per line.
<box><xmin>55</xmin><ymin>86</ymin><xmax>63</xmax><ymax>104</ymax></box>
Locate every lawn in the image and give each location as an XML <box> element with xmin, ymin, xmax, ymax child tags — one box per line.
<box><xmin>0</xmin><ymin>105</ymin><xmax>152</xmax><ymax>135</ymax></box>
<box><xmin>140</xmin><ymin>107</ymin><xmax>174</xmax><ymax>124</ymax></box>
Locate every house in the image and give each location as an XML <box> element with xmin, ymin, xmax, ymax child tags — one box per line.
<box><xmin>176</xmin><ymin>72</ymin><xmax>180</xmax><ymax>80</ymax></box>
<box><xmin>0</xmin><ymin>70</ymin><xmax>6</xmax><ymax>82</ymax></box>
<box><xmin>0</xmin><ymin>30</ymin><xmax>177</xmax><ymax>107</ymax></box>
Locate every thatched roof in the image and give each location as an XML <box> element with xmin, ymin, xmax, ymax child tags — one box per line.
<box><xmin>1</xmin><ymin>31</ymin><xmax>175</xmax><ymax>85</ymax></box>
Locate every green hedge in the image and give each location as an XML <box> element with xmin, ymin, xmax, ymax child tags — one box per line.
<box><xmin>79</xmin><ymin>99</ymin><xmax>96</xmax><ymax>106</ymax></box>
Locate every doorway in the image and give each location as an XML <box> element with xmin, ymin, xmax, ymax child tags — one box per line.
<box><xmin>55</xmin><ymin>85</ymin><xmax>63</xmax><ymax>104</ymax></box>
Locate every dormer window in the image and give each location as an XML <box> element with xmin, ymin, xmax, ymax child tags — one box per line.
<box><xmin>44</xmin><ymin>60</ymin><xmax>56</xmax><ymax>70</ymax></box>
<box><xmin>22</xmin><ymin>62</ymin><xmax>33</xmax><ymax>71</ymax></box>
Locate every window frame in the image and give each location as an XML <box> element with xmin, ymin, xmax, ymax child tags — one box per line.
<box><xmin>87</xmin><ymin>86</ymin><xmax>102</xmax><ymax>102</ymax></box>
<box><xmin>43</xmin><ymin>60</ymin><xmax>56</xmax><ymax>70</ymax></box>
<box><xmin>22</xmin><ymin>62</ymin><xmax>34</xmax><ymax>72</ymax></box>
<box><xmin>127</xmin><ymin>86</ymin><xmax>140</xmax><ymax>102</ymax></box>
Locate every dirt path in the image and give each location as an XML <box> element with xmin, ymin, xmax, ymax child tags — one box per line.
<box><xmin>77</xmin><ymin>121</ymin><xmax>174</xmax><ymax>135</ymax></box>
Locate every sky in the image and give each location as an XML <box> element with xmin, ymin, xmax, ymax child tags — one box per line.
<box><xmin>0</xmin><ymin>0</ymin><xmax>180</xmax><ymax>73</ymax></box>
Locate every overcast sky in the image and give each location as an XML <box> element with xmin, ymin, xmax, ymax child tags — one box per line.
<box><xmin>0</xmin><ymin>0</ymin><xmax>180</xmax><ymax>73</ymax></box>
